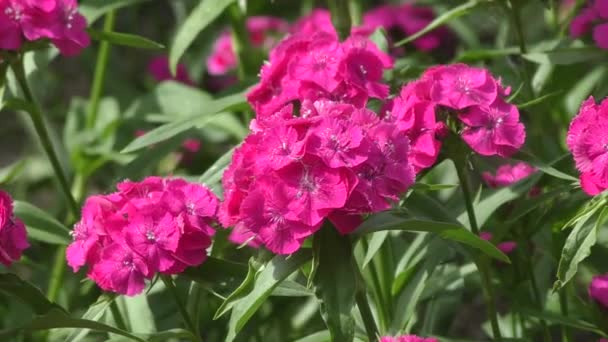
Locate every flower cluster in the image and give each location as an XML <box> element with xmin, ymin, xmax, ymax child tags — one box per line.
<box><xmin>482</xmin><ymin>162</ymin><xmax>537</xmax><ymax>188</ymax></box>
<box><xmin>567</xmin><ymin>96</ymin><xmax>608</xmax><ymax>196</ymax></box>
<box><xmin>359</xmin><ymin>3</ymin><xmax>452</xmax><ymax>55</ymax></box>
<box><xmin>0</xmin><ymin>190</ymin><xmax>29</xmax><ymax>267</ymax></box>
<box><xmin>221</xmin><ymin>31</ymin><xmax>415</xmax><ymax>254</ymax></box>
<box><xmin>66</xmin><ymin>177</ymin><xmax>218</xmax><ymax>296</ymax></box>
<box><xmin>570</xmin><ymin>0</ymin><xmax>608</xmax><ymax>49</ymax></box>
<box><xmin>589</xmin><ymin>274</ymin><xmax>608</xmax><ymax>308</ymax></box>
<box><xmin>0</xmin><ymin>0</ymin><xmax>90</xmax><ymax>55</ymax></box>
<box><xmin>380</xmin><ymin>335</ymin><xmax>438</xmax><ymax>342</ymax></box>
<box><xmin>207</xmin><ymin>16</ymin><xmax>289</xmax><ymax>76</ymax></box>
<box><xmin>384</xmin><ymin>64</ymin><xmax>525</xmax><ymax>172</ymax></box>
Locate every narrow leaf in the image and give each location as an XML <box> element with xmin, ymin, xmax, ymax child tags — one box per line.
<box><xmin>87</xmin><ymin>29</ymin><xmax>164</xmax><ymax>49</ymax></box>
<box><xmin>13</xmin><ymin>201</ymin><xmax>71</xmax><ymax>245</ymax></box>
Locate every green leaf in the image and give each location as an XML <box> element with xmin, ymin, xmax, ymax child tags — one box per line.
<box><xmin>0</xmin><ymin>159</ymin><xmax>26</xmax><ymax>185</ymax></box>
<box><xmin>117</xmin><ymin>295</ymin><xmax>157</xmax><ymax>333</ymax></box>
<box><xmin>87</xmin><ymin>29</ymin><xmax>164</xmax><ymax>50</ymax></box>
<box><xmin>395</xmin><ymin>0</ymin><xmax>485</xmax><ymax>46</ymax></box>
<box><xmin>456</xmin><ymin>47</ymin><xmax>520</xmax><ymax>62</ymax></box>
<box><xmin>0</xmin><ymin>273</ymin><xmax>63</xmax><ymax>315</ymax></box>
<box><xmin>12</xmin><ymin>201</ymin><xmax>71</xmax><ymax>245</ymax></box>
<box><xmin>369</xmin><ymin>28</ymin><xmax>389</xmax><ymax>53</ymax></box>
<box><xmin>356</xmin><ymin>213</ymin><xmax>510</xmax><ymax>263</ymax></box>
<box><xmin>516</xmin><ymin>90</ymin><xmax>563</xmax><ymax>109</ymax></box>
<box><xmin>521</xmin><ymin>309</ymin><xmax>607</xmax><ymax>336</ymax></box>
<box><xmin>361</xmin><ymin>231</ymin><xmax>389</xmax><ymax>269</ymax></box>
<box><xmin>64</xmin><ymin>295</ymin><xmax>117</xmax><ymax>342</ymax></box>
<box><xmin>554</xmin><ymin>207</ymin><xmax>608</xmax><ymax>290</ymax></box>
<box><xmin>121</xmin><ymin>91</ymin><xmax>246</xmax><ymax>153</ymax></box>
<box><xmin>80</xmin><ymin>0</ymin><xmax>149</xmax><ymax>23</ymax></box>
<box><xmin>313</xmin><ymin>228</ymin><xmax>357</xmax><ymax>342</ymax></box>
<box><xmin>182</xmin><ymin>256</ymin><xmax>247</xmax><ymax>293</ymax></box>
<box><xmin>199</xmin><ymin>146</ymin><xmax>236</xmax><ymax>185</ymax></box>
<box><xmin>294</xmin><ymin>330</ymin><xmax>331</xmax><ymax>342</ymax></box>
<box><xmin>523</xmin><ymin>46</ymin><xmax>608</xmax><ymax>65</ymax></box>
<box><xmin>225</xmin><ymin>250</ymin><xmax>311</xmax><ymax>342</ymax></box>
<box><xmin>169</xmin><ymin>0</ymin><xmax>237</xmax><ymax>74</ymax></box>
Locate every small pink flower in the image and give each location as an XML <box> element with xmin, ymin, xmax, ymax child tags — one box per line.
<box><xmin>589</xmin><ymin>274</ymin><xmax>608</xmax><ymax>308</ymax></box>
<box><xmin>49</xmin><ymin>0</ymin><xmax>90</xmax><ymax>56</ymax></box>
<box><xmin>0</xmin><ymin>190</ymin><xmax>29</xmax><ymax>267</ymax></box>
<box><xmin>147</xmin><ymin>56</ymin><xmax>194</xmax><ymax>86</ymax></box>
<box><xmin>429</xmin><ymin>64</ymin><xmax>498</xmax><ymax>109</ymax></box>
<box><xmin>0</xmin><ymin>0</ymin><xmax>25</xmax><ymax>50</ymax></box>
<box><xmin>593</xmin><ymin>22</ymin><xmax>608</xmax><ymax>49</ymax></box>
<box><xmin>89</xmin><ymin>243</ymin><xmax>149</xmax><ymax>297</ymax></box>
<box><xmin>482</xmin><ymin>162</ymin><xmax>537</xmax><ymax>188</ymax></box>
<box><xmin>480</xmin><ymin>232</ymin><xmax>517</xmax><ymax>255</ymax></box>
<box><xmin>459</xmin><ymin>100</ymin><xmax>525</xmax><ymax>157</ymax></box>
<box><xmin>379</xmin><ymin>335</ymin><xmax>438</xmax><ymax>342</ymax></box>
<box><xmin>570</xmin><ymin>7</ymin><xmax>597</xmax><ymax>38</ymax></box>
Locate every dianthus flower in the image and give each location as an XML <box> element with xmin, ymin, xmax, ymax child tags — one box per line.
<box><xmin>0</xmin><ymin>0</ymin><xmax>89</xmax><ymax>55</ymax></box>
<box><xmin>480</xmin><ymin>231</ymin><xmax>517</xmax><ymax>255</ymax></box>
<box><xmin>0</xmin><ymin>190</ymin><xmax>29</xmax><ymax>267</ymax></box>
<box><xmin>379</xmin><ymin>335</ymin><xmax>438</xmax><ymax>342</ymax></box>
<box><xmin>66</xmin><ymin>177</ymin><xmax>218</xmax><ymax>296</ymax></box>
<box><xmin>589</xmin><ymin>274</ymin><xmax>608</xmax><ymax>308</ymax></box>
<box><xmin>567</xmin><ymin>96</ymin><xmax>608</xmax><ymax>195</ymax></box>
<box><xmin>570</xmin><ymin>0</ymin><xmax>608</xmax><ymax>49</ymax></box>
<box><xmin>207</xmin><ymin>16</ymin><xmax>288</xmax><ymax>76</ymax></box>
<box><xmin>482</xmin><ymin>162</ymin><xmax>537</xmax><ymax>188</ymax></box>
<box><xmin>359</xmin><ymin>3</ymin><xmax>452</xmax><ymax>55</ymax></box>
<box><xmin>147</xmin><ymin>56</ymin><xmax>194</xmax><ymax>86</ymax></box>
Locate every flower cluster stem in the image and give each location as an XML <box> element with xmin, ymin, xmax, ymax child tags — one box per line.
<box><xmin>86</xmin><ymin>11</ymin><xmax>116</xmax><ymax>130</ymax></box>
<box><xmin>228</xmin><ymin>3</ymin><xmax>256</xmax><ymax>80</ymax></box>
<box><xmin>355</xmin><ymin>290</ymin><xmax>378</xmax><ymax>342</ymax></box>
<box><xmin>161</xmin><ymin>275</ymin><xmax>202</xmax><ymax>342</ymax></box>
<box><xmin>11</xmin><ymin>58</ymin><xmax>79</xmax><ymax>218</ymax></box>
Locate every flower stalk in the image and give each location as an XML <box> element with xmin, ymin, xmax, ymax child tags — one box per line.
<box><xmin>161</xmin><ymin>275</ymin><xmax>203</xmax><ymax>342</ymax></box>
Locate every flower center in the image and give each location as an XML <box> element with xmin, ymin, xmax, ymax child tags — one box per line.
<box><xmin>145</xmin><ymin>230</ymin><xmax>156</xmax><ymax>241</ymax></box>
<box><xmin>4</xmin><ymin>6</ymin><xmax>22</xmax><ymax>22</ymax></box>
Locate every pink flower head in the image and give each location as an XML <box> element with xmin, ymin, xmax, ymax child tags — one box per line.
<box><xmin>48</xmin><ymin>0</ymin><xmax>90</xmax><ymax>56</ymax></box>
<box><xmin>570</xmin><ymin>1</ymin><xmax>608</xmax><ymax>50</ymax></box>
<box><xmin>0</xmin><ymin>190</ymin><xmax>29</xmax><ymax>267</ymax></box>
<box><xmin>0</xmin><ymin>0</ymin><xmax>25</xmax><ymax>50</ymax></box>
<box><xmin>429</xmin><ymin>64</ymin><xmax>498</xmax><ymax>109</ymax></box>
<box><xmin>67</xmin><ymin>177</ymin><xmax>218</xmax><ymax>296</ymax></box>
<box><xmin>480</xmin><ymin>232</ymin><xmax>517</xmax><ymax>255</ymax></box>
<box><xmin>147</xmin><ymin>56</ymin><xmax>194</xmax><ymax>86</ymax></box>
<box><xmin>593</xmin><ymin>22</ymin><xmax>608</xmax><ymax>49</ymax></box>
<box><xmin>379</xmin><ymin>335</ymin><xmax>438</xmax><ymax>342</ymax></box>
<box><xmin>459</xmin><ymin>99</ymin><xmax>526</xmax><ymax>157</ymax></box>
<box><xmin>482</xmin><ymin>162</ymin><xmax>537</xmax><ymax>188</ymax></box>
<box><xmin>589</xmin><ymin>274</ymin><xmax>608</xmax><ymax>308</ymax></box>
<box><xmin>290</xmin><ymin>9</ymin><xmax>336</xmax><ymax>38</ymax></box>
<box><xmin>207</xmin><ymin>16</ymin><xmax>288</xmax><ymax>76</ymax></box>
<box><xmin>567</xmin><ymin>96</ymin><xmax>608</xmax><ymax>195</ymax></box>
<box><xmin>570</xmin><ymin>7</ymin><xmax>598</xmax><ymax>37</ymax></box>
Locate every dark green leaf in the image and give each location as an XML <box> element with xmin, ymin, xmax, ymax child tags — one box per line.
<box><xmin>80</xmin><ymin>0</ymin><xmax>149</xmax><ymax>23</ymax></box>
<box><xmin>87</xmin><ymin>29</ymin><xmax>164</xmax><ymax>50</ymax></box>
<box><xmin>523</xmin><ymin>46</ymin><xmax>608</xmax><ymax>65</ymax></box>
<box><xmin>12</xmin><ymin>201</ymin><xmax>71</xmax><ymax>245</ymax></box>
<box><xmin>169</xmin><ymin>0</ymin><xmax>237</xmax><ymax>74</ymax></box>
<box><xmin>64</xmin><ymin>295</ymin><xmax>116</xmax><ymax>342</ymax></box>
<box><xmin>516</xmin><ymin>90</ymin><xmax>563</xmax><ymax>109</ymax></box>
<box><xmin>521</xmin><ymin>309</ymin><xmax>607</xmax><ymax>336</ymax></box>
<box><xmin>0</xmin><ymin>273</ymin><xmax>63</xmax><ymax>315</ymax></box>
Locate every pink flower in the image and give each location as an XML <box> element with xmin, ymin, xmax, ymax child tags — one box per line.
<box><xmin>570</xmin><ymin>1</ymin><xmax>608</xmax><ymax>50</ymax></box>
<box><xmin>288</xmin><ymin>33</ymin><xmax>343</xmax><ymax>92</ymax></box>
<box><xmin>48</xmin><ymin>0</ymin><xmax>90</xmax><ymax>56</ymax></box>
<box><xmin>147</xmin><ymin>56</ymin><xmax>194</xmax><ymax>86</ymax></box>
<box><xmin>308</xmin><ymin>116</ymin><xmax>369</xmax><ymax>168</ymax></box>
<box><xmin>459</xmin><ymin>100</ymin><xmax>525</xmax><ymax>157</ymax></box>
<box><xmin>379</xmin><ymin>335</ymin><xmax>438</xmax><ymax>342</ymax></box>
<box><xmin>0</xmin><ymin>190</ymin><xmax>29</xmax><ymax>267</ymax></box>
<box><xmin>483</xmin><ymin>162</ymin><xmax>537</xmax><ymax>188</ymax></box>
<box><xmin>480</xmin><ymin>232</ymin><xmax>517</xmax><ymax>255</ymax></box>
<box><xmin>429</xmin><ymin>64</ymin><xmax>498</xmax><ymax>109</ymax></box>
<box><xmin>567</xmin><ymin>96</ymin><xmax>608</xmax><ymax>195</ymax></box>
<box><xmin>0</xmin><ymin>0</ymin><xmax>25</xmax><ymax>49</ymax></box>
<box><xmin>589</xmin><ymin>274</ymin><xmax>608</xmax><ymax>308</ymax></box>
<box><xmin>290</xmin><ymin>9</ymin><xmax>336</xmax><ymax>37</ymax></box>
<box><xmin>67</xmin><ymin>177</ymin><xmax>218</xmax><ymax>296</ymax></box>
<box><xmin>570</xmin><ymin>7</ymin><xmax>597</xmax><ymax>38</ymax></box>
<box><xmin>593</xmin><ymin>22</ymin><xmax>608</xmax><ymax>49</ymax></box>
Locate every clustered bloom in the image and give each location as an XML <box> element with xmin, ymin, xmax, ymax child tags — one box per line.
<box><xmin>66</xmin><ymin>177</ymin><xmax>218</xmax><ymax>296</ymax></box>
<box><xmin>570</xmin><ymin>0</ymin><xmax>608</xmax><ymax>49</ymax></box>
<box><xmin>589</xmin><ymin>274</ymin><xmax>608</xmax><ymax>308</ymax></box>
<box><xmin>567</xmin><ymin>96</ymin><xmax>608</xmax><ymax>195</ymax></box>
<box><xmin>221</xmin><ymin>30</ymin><xmax>415</xmax><ymax>254</ymax></box>
<box><xmin>480</xmin><ymin>231</ymin><xmax>517</xmax><ymax>255</ymax></box>
<box><xmin>0</xmin><ymin>0</ymin><xmax>90</xmax><ymax>55</ymax></box>
<box><xmin>380</xmin><ymin>335</ymin><xmax>438</xmax><ymax>342</ymax></box>
<box><xmin>359</xmin><ymin>3</ymin><xmax>452</xmax><ymax>55</ymax></box>
<box><xmin>207</xmin><ymin>16</ymin><xmax>289</xmax><ymax>76</ymax></box>
<box><xmin>0</xmin><ymin>190</ymin><xmax>29</xmax><ymax>267</ymax></box>
<box><xmin>384</xmin><ymin>64</ymin><xmax>526</xmax><ymax>172</ymax></box>
<box><xmin>482</xmin><ymin>162</ymin><xmax>537</xmax><ymax>188</ymax></box>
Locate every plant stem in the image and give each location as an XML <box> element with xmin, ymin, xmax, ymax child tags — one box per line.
<box><xmin>11</xmin><ymin>58</ymin><xmax>79</xmax><ymax>218</ymax></box>
<box><xmin>559</xmin><ymin>287</ymin><xmax>571</xmax><ymax>342</ymax></box>
<box><xmin>355</xmin><ymin>290</ymin><xmax>378</xmax><ymax>342</ymax></box>
<box><xmin>523</xmin><ymin>243</ymin><xmax>551</xmax><ymax>342</ymax></box>
<box><xmin>86</xmin><ymin>11</ymin><xmax>116</xmax><ymax>130</ymax></box>
<box><xmin>328</xmin><ymin>0</ymin><xmax>352</xmax><ymax>41</ymax></box>
<box><xmin>507</xmin><ymin>0</ymin><xmax>535</xmax><ymax>98</ymax></box>
<box><xmin>360</xmin><ymin>238</ymin><xmax>389</xmax><ymax>331</ymax></box>
<box><xmin>47</xmin><ymin>246</ymin><xmax>67</xmax><ymax>302</ymax></box>
<box><xmin>455</xmin><ymin>159</ymin><xmax>502</xmax><ymax>340</ymax></box>
<box><xmin>161</xmin><ymin>275</ymin><xmax>202</xmax><ymax>342</ymax></box>
<box><xmin>227</xmin><ymin>3</ymin><xmax>255</xmax><ymax>80</ymax></box>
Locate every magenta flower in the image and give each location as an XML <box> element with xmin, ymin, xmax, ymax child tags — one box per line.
<box><xmin>0</xmin><ymin>0</ymin><xmax>25</xmax><ymax>50</ymax></box>
<box><xmin>0</xmin><ymin>190</ymin><xmax>29</xmax><ymax>267</ymax></box>
<box><xmin>589</xmin><ymin>274</ymin><xmax>608</xmax><ymax>308</ymax></box>
<box><xmin>483</xmin><ymin>162</ymin><xmax>537</xmax><ymax>188</ymax></box>
<box><xmin>48</xmin><ymin>0</ymin><xmax>90</xmax><ymax>56</ymax></box>
<box><xmin>379</xmin><ymin>335</ymin><xmax>438</xmax><ymax>342</ymax></box>
<box><xmin>66</xmin><ymin>177</ymin><xmax>218</xmax><ymax>296</ymax></box>
<box><xmin>570</xmin><ymin>0</ymin><xmax>608</xmax><ymax>50</ymax></box>
<box><xmin>429</xmin><ymin>64</ymin><xmax>498</xmax><ymax>109</ymax></box>
<box><xmin>567</xmin><ymin>96</ymin><xmax>608</xmax><ymax>195</ymax></box>
<box><xmin>459</xmin><ymin>99</ymin><xmax>525</xmax><ymax>157</ymax></box>
<box><xmin>308</xmin><ymin>116</ymin><xmax>369</xmax><ymax>168</ymax></box>
<box><xmin>147</xmin><ymin>56</ymin><xmax>194</xmax><ymax>86</ymax></box>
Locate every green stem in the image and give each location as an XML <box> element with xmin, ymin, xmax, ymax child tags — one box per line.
<box><xmin>328</xmin><ymin>0</ymin><xmax>352</xmax><ymax>41</ymax></box>
<box><xmin>161</xmin><ymin>275</ymin><xmax>202</xmax><ymax>342</ymax></box>
<box><xmin>47</xmin><ymin>246</ymin><xmax>67</xmax><ymax>302</ymax></box>
<box><xmin>187</xmin><ymin>282</ymin><xmax>203</xmax><ymax>337</ymax></box>
<box><xmin>86</xmin><ymin>11</ymin><xmax>116</xmax><ymax>130</ymax></box>
<box><xmin>559</xmin><ymin>287</ymin><xmax>571</xmax><ymax>342</ymax></box>
<box><xmin>507</xmin><ymin>0</ymin><xmax>534</xmax><ymax>98</ymax></box>
<box><xmin>355</xmin><ymin>291</ymin><xmax>378</xmax><ymax>342</ymax></box>
<box><xmin>524</xmin><ymin>244</ymin><xmax>551</xmax><ymax>342</ymax></box>
<box><xmin>360</xmin><ymin>238</ymin><xmax>389</xmax><ymax>331</ymax></box>
<box><xmin>11</xmin><ymin>58</ymin><xmax>79</xmax><ymax>218</ymax></box>
<box><xmin>455</xmin><ymin>160</ymin><xmax>479</xmax><ymax>235</ymax></box>
<box><xmin>227</xmin><ymin>3</ymin><xmax>255</xmax><ymax>80</ymax></box>
<box><xmin>349</xmin><ymin>1</ymin><xmax>362</xmax><ymax>26</ymax></box>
